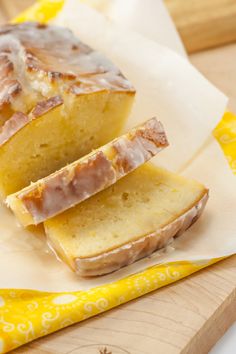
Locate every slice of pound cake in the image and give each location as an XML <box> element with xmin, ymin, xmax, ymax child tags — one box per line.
<box><xmin>7</xmin><ymin>118</ymin><xmax>168</xmax><ymax>226</ymax></box>
<box><xmin>44</xmin><ymin>163</ymin><xmax>208</xmax><ymax>276</ymax></box>
<box><xmin>0</xmin><ymin>22</ymin><xmax>135</xmax><ymax>197</ymax></box>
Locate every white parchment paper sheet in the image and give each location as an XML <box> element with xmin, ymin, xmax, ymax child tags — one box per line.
<box><xmin>54</xmin><ymin>0</ymin><xmax>227</xmax><ymax>172</ymax></box>
<box><xmin>80</xmin><ymin>0</ymin><xmax>187</xmax><ymax>57</ymax></box>
<box><xmin>0</xmin><ymin>0</ymin><xmax>234</xmax><ymax>292</ymax></box>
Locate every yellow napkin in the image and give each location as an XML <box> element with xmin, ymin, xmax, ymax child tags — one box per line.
<box><xmin>0</xmin><ymin>1</ymin><xmax>234</xmax><ymax>352</ymax></box>
<box><xmin>214</xmin><ymin>112</ymin><xmax>236</xmax><ymax>174</ymax></box>
<box><xmin>13</xmin><ymin>0</ymin><xmax>64</xmax><ymax>23</ymax></box>
<box><xmin>0</xmin><ymin>258</ymin><xmax>223</xmax><ymax>353</ymax></box>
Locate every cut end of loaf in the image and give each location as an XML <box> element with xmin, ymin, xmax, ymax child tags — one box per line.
<box><xmin>0</xmin><ymin>22</ymin><xmax>135</xmax><ymax>198</ymax></box>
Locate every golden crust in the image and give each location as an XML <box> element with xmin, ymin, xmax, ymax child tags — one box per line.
<box><xmin>0</xmin><ymin>54</ymin><xmax>14</xmax><ymax>79</ymax></box>
<box><xmin>0</xmin><ymin>47</ymin><xmax>22</xmax><ymax>112</ymax></box>
<box><xmin>31</xmin><ymin>95</ymin><xmax>63</xmax><ymax>118</ymax></box>
<box><xmin>0</xmin><ymin>111</ymin><xmax>28</xmax><ymax>146</ymax></box>
<box><xmin>0</xmin><ymin>79</ymin><xmax>22</xmax><ymax>108</ymax></box>
<box><xmin>113</xmin><ymin>118</ymin><xmax>169</xmax><ymax>174</ymax></box>
<box><xmin>135</xmin><ymin>118</ymin><xmax>168</xmax><ymax>147</ymax></box>
<box><xmin>0</xmin><ymin>96</ymin><xmax>64</xmax><ymax>147</ymax></box>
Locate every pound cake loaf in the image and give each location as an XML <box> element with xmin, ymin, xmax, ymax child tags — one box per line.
<box><xmin>0</xmin><ymin>22</ymin><xmax>135</xmax><ymax>197</ymax></box>
<box><xmin>45</xmin><ymin>163</ymin><xmax>208</xmax><ymax>276</ymax></box>
<box><xmin>7</xmin><ymin>118</ymin><xmax>168</xmax><ymax>226</ymax></box>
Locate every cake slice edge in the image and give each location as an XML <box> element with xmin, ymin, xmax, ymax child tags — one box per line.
<box><xmin>46</xmin><ymin>189</ymin><xmax>208</xmax><ymax>277</ymax></box>
<box><xmin>7</xmin><ymin>117</ymin><xmax>168</xmax><ymax>226</ymax></box>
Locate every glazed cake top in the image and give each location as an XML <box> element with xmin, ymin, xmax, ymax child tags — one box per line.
<box><xmin>0</xmin><ymin>22</ymin><xmax>134</xmax><ymax>117</ymax></box>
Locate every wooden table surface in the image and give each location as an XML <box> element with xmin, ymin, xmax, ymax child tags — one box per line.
<box><xmin>1</xmin><ymin>0</ymin><xmax>236</xmax><ymax>52</ymax></box>
<box><xmin>0</xmin><ymin>1</ymin><xmax>235</xmax><ymax>353</ymax></box>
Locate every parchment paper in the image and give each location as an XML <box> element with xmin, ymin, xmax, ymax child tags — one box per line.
<box><xmin>0</xmin><ymin>0</ymin><xmax>235</xmax><ymax>292</ymax></box>
<box><xmin>54</xmin><ymin>0</ymin><xmax>227</xmax><ymax>172</ymax></box>
<box><xmin>81</xmin><ymin>0</ymin><xmax>187</xmax><ymax>57</ymax></box>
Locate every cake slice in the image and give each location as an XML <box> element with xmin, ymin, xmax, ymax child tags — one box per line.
<box><xmin>7</xmin><ymin>118</ymin><xmax>168</xmax><ymax>226</ymax></box>
<box><xmin>0</xmin><ymin>22</ymin><xmax>135</xmax><ymax>197</ymax></box>
<box><xmin>44</xmin><ymin>164</ymin><xmax>208</xmax><ymax>276</ymax></box>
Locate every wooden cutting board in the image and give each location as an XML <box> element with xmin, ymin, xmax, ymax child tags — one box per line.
<box><xmin>0</xmin><ymin>1</ymin><xmax>235</xmax><ymax>353</ymax></box>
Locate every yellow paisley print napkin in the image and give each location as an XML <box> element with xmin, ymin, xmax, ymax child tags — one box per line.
<box><xmin>0</xmin><ymin>259</ymin><xmax>223</xmax><ymax>353</ymax></box>
<box><xmin>0</xmin><ymin>1</ymin><xmax>234</xmax><ymax>352</ymax></box>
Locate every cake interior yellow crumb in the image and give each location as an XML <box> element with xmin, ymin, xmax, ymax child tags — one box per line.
<box><xmin>0</xmin><ymin>91</ymin><xmax>133</xmax><ymax>197</ymax></box>
<box><xmin>45</xmin><ymin>163</ymin><xmax>206</xmax><ymax>260</ymax></box>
